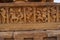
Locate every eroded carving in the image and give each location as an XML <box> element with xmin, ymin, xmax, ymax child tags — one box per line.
<box><xmin>0</xmin><ymin>8</ymin><xmax>7</xmax><ymax>23</ymax></box>
<box><xmin>49</xmin><ymin>7</ymin><xmax>57</xmax><ymax>22</ymax></box>
<box><xmin>0</xmin><ymin>6</ymin><xmax>59</xmax><ymax>24</ymax></box>
<box><xmin>26</xmin><ymin>7</ymin><xmax>34</xmax><ymax>23</ymax></box>
<box><xmin>36</xmin><ymin>7</ymin><xmax>48</xmax><ymax>23</ymax></box>
<box><xmin>9</xmin><ymin>7</ymin><xmax>24</xmax><ymax>23</ymax></box>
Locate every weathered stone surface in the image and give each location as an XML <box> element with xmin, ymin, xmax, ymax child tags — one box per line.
<box><xmin>0</xmin><ymin>2</ymin><xmax>60</xmax><ymax>31</ymax></box>
<box><xmin>46</xmin><ymin>30</ymin><xmax>60</xmax><ymax>37</ymax></box>
<box><xmin>0</xmin><ymin>32</ymin><xmax>12</xmax><ymax>38</ymax></box>
<box><xmin>0</xmin><ymin>2</ymin><xmax>60</xmax><ymax>40</ymax></box>
<box><xmin>57</xmin><ymin>35</ymin><xmax>60</xmax><ymax>40</ymax></box>
<box><xmin>14</xmin><ymin>31</ymin><xmax>47</xmax><ymax>40</ymax></box>
<box><xmin>0</xmin><ymin>23</ymin><xmax>60</xmax><ymax>31</ymax></box>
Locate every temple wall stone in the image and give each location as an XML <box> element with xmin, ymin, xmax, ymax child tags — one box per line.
<box><xmin>0</xmin><ymin>2</ymin><xmax>59</xmax><ymax>40</ymax></box>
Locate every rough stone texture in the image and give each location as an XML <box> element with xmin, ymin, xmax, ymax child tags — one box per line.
<box><xmin>46</xmin><ymin>30</ymin><xmax>60</xmax><ymax>37</ymax></box>
<box><xmin>0</xmin><ymin>32</ymin><xmax>12</xmax><ymax>38</ymax></box>
<box><xmin>0</xmin><ymin>3</ymin><xmax>60</xmax><ymax>31</ymax></box>
<box><xmin>0</xmin><ymin>23</ymin><xmax>60</xmax><ymax>31</ymax></box>
<box><xmin>14</xmin><ymin>31</ymin><xmax>47</xmax><ymax>40</ymax></box>
<box><xmin>0</xmin><ymin>30</ymin><xmax>60</xmax><ymax>40</ymax></box>
<box><xmin>0</xmin><ymin>2</ymin><xmax>60</xmax><ymax>40</ymax></box>
<box><xmin>57</xmin><ymin>35</ymin><xmax>60</xmax><ymax>40</ymax></box>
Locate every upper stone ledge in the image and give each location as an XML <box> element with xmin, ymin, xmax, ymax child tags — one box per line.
<box><xmin>0</xmin><ymin>2</ymin><xmax>60</xmax><ymax>6</ymax></box>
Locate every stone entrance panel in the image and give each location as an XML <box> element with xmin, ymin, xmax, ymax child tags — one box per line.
<box><xmin>14</xmin><ymin>31</ymin><xmax>47</xmax><ymax>40</ymax></box>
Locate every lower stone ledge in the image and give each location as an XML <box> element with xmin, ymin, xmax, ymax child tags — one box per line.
<box><xmin>0</xmin><ymin>23</ymin><xmax>60</xmax><ymax>31</ymax></box>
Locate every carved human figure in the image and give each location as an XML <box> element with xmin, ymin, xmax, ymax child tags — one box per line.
<box><xmin>17</xmin><ymin>8</ymin><xmax>24</xmax><ymax>23</ymax></box>
<box><xmin>50</xmin><ymin>7</ymin><xmax>57</xmax><ymax>22</ymax></box>
<box><xmin>36</xmin><ymin>8</ymin><xmax>43</xmax><ymax>23</ymax></box>
<box><xmin>26</xmin><ymin>7</ymin><xmax>33</xmax><ymax>23</ymax></box>
<box><xmin>36</xmin><ymin>7</ymin><xmax>48</xmax><ymax>23</ymax></box>
<box><xmin>0</xmin><ymin>8</ymin><xmax>7</xmax><ymax>23</ymax></box>
<box><xmin>42</xmin><ymin>7</ymin><xmax>48</xmax><ymax>22</ymax></box>
<box><xmin>9</xmin><ymin>8</ymin><xmax>19</xmax><ymax>23</ymax></box>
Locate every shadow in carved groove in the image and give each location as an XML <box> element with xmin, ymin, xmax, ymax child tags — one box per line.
<box><xmin>44</xmin><ymin>36</ymin><xmax>57</xmax><ymax>40</ymax></box>
<box><xmin>4</xmin><ymin>38</ymin><xmax>14</xmax><ymax>40</ymax></box>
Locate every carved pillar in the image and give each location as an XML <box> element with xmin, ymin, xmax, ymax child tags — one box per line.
<box><xmin>48</xmin><ymin>7</ymin><xmax>50</xmax><ymax>22</ymax></box>
<box><xmin>33</xmin><ymin>7</ymin><xmax>36</xmax><ymax>22</ymax></box>
<box><xmin>56</xmin><ymin>6</ymin><xmax>59</xmax><ymax>22</ymax></box>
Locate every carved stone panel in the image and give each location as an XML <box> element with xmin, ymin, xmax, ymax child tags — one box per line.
<box><xmin>9</xmin><ymin>7</ymin><xmax>24</xmax><ymax>23</ymax></box>
<box><xmin>25</xmin><ymin>7</ymin><xmax>34</xmax><ymax>23</ymax></box>
<box><xmin>0</xmin><ymin>6</ymin><xmax>59</xmax><ymax>24</ymax></box>
<box><xmin>36</xmin><ymin>6</ymin><xmax>48</xmax><ymax>23</ymax></box>
<box><xmin>0</xmin><ymin>8</ymin><xmax>7</xmax><ymax>24</ymax></box>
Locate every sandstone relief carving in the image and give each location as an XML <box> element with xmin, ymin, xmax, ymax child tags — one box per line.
<box><xmin>36</xmin><ymin>7</ymin><xmax>48</xmax><ymax>23</ymax></box>
<box><xmin>0</xmin><ymin>6</ymin><xmax>59</xmax><ymax>24</ymax></box>
<box><xmin>49</xmin><ymin>6</ymin><xmax>57</xmax><ymax>22</ymax></box>
<box><xmin>26</xmin><ymin>7</ymin><xmax>34</xmax><ymax>23</ymax></box>
<box><xmin>0</xmin><ymin>8</ymin><xmax>7</xmax><ymax>23</ymax></box>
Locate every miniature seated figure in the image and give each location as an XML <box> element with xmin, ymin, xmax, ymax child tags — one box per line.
<box><xmin>0</xmin><ymin>0</ymin><xmax>13</xmax><ymax>3</ymax></box>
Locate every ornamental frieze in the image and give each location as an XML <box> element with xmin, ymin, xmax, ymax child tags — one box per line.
<box><xmin>0</xmin><ymin>6</ymin><xmax>59</xmax><ymax>24</ymax></box>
